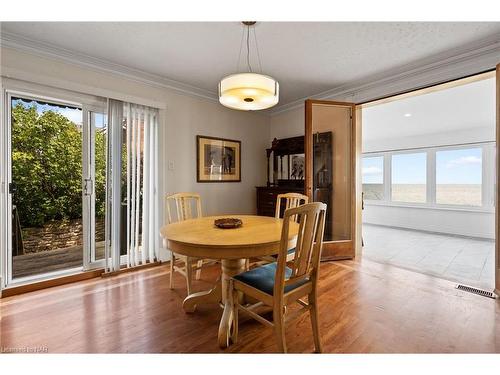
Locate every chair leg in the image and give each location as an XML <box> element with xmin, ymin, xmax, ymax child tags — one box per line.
<box><xmin>309</xmin><ymin>291</ymin><xmax>323</xmax><ymax>353</ymax></box>
<box><xmin>245</xmin><ymin>258</ymin><xmax>250</xmax><ymax>270</ymax></box>
<box><xmin>230</xmin><ymin>280</ymin><xmax>239</xmax><ymax>345</ymax></box>
<box><xmin>169</xmin><ymin>251</ymin><xmax>175</xmax><ymax>289</ymax></box>
<box><xmin>185</xmin><ymin>257</ymin><xmax>193</xmax><ymax>295</ymax></box>
<box><xmin>195</xmin><ymin>259</ymin><xmax>203</xmax><ymax>280</ymax></box>
<box><xmin>273</xmin><ymin>305</ymin><xmax>287</xmax><ymax>353</ymax></box>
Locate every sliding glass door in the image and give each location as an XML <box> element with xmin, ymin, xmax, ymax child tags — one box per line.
<box><xmin>83</xmin><ymin>110</ymin><xmax>108</xmax><ymax>267</ymax></box>
<box><xmin>3</xmin><ymin>91</ymin><xmax>106</xmax><ymax>285</ymax></box>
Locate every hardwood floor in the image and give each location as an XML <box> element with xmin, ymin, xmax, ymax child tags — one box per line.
<box><xmin>1</xmin><ymin>258</ymin><xmax>499</xmax><ymax>353</ymax></box>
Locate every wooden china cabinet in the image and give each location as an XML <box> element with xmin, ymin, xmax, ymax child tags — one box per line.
<box><xmin>256</xmin><ymin>136</ymin><xmax>305</xmax><ymax>217</ymax></box>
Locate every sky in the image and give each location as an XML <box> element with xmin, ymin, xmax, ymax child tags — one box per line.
<box><xmin>436</xmin><ymin>148</ymin><xmax>482</xmax><ymax>184</ymax></box>
<box><xmin>362</xmin><ymin>156</ymin><xmax>384</xmax><ymax>184</ymax></box>
<box><xmin>12</xmin><ymin>98</ymin><xmax>106</xmax><ymax>128</ymax></box>
<box><xmin>13</xmin><ymin>98</ymin><xmax>83</xmax><ymax>125</ymax></box>
<box><xmin>363</xmin><ymin>148</ymin><xmax>482</xmax><ymax>185</ymax></box>
<box><xmin>392</xmin><ymin>153</ymin><xmax>427</xmax><ymax>184</ymax></box>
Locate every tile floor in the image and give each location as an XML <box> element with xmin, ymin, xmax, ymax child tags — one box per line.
<box><xmin>362</xmin><ymin>223</ymin><xmax>495</xmax><ymax>290</ymax></box>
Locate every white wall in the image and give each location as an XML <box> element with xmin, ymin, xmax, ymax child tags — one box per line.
<box><xmin>363</xmin><ymin>126</ymin><xmax>494</xmax><ymax>153</ymax></box>
<box><xmin>0</xmin><ymin>47</ymin><xmax>271</xmax><ymax>256</ymax></box>
<box><xmin>270</xmin><ymin>106</ymin><xmax>304</xmax><ymax>141</ymax></box>
<box><xmin>163</xmin><ymin>94</ymin><xmax>270</xmax><ymax>216</ymax></box>
<box><xmin>363</xmin><ymin>205</ymin><xmax>494</xmax><ymax>239</ymax></box>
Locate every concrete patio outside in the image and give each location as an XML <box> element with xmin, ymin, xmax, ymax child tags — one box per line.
<box><xmin>12</xmin><ymin>242</ymin><xmax>105</xmax><ymax>279</ymax></box>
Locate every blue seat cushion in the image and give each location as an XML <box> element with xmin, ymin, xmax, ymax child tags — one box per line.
<box><xmin>271</xmin><ymin>247</ymin><xmax>296</xmax><ymax>259</ymax></box>
<box><xmin>233</xmin><ymin>262</ymin><xmax>308</xmax><ymax>295</ymax></box>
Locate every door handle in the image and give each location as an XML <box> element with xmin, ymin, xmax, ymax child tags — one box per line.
<box><xmin>83</xmin><ymin>179</ymin><xmax>93</xmax><ymax>196</ymax></box>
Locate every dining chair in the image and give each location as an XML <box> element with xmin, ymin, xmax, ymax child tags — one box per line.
<box><xmin>275</xmin><ymin>193</ymin><xmax>309</xmax><ymax>260</ymax></box>
<box><xmin>165</xmin><ymin>192</ymin><xmax>213</xmax><ymax>295</ymax></box>
<box><xmin>254</xmin><ymin>192</ymin><xmax>309</xmax><ymax>265</ymax></box>
<box><xmin>275</xmin><ymin>192</ymin><xmax>309</xmax><ymax>222</ymax></box>
<box><xmin>230</xmin><ymin>202</ymin><xmax>327</xmax><ymax>353</ymax></box>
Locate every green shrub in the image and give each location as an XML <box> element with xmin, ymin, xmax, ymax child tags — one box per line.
<box><xmin>12</xmin><ymin>103</ymin><xmax>106</xmax><ymax>227</ymax></box>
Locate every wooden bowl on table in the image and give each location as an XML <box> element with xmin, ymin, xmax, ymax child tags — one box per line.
<box><xmin>214</xmin><ymin>218</ymin><xmax>243</xmax><ymax>229</ymax></box>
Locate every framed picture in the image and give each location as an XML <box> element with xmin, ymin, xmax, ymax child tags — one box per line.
<box><xmin>196</xmin><ymin>135</ymin><xmax>241</xmax><ymax>182</ymax></box>
<box><xmin>290</xmin><ymin>153</ymin><xmax>305</xmax><ymax>180</ymax></box>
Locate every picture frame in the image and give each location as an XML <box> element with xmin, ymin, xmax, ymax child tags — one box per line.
<box><xmin>289</xmin><ymin>153</ymin><xmax>305</xmax><ymax>180</ymax></box>
<box><xmin>196</xmin><ymin>135</ymin><xmax>241</xmax><ymax>182</ymax></box>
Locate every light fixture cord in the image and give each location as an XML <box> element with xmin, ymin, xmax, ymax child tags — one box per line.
<box><xmin>236</xmin><ymin>26</ymin><xmax>244</xmax><ymax>72</ymax></box>
<box><xmin>253</xmin><ymin>26</ymin><xmax>263</xmax><ymax>74</ymax></box>
<box><xmin>246</xmin><ymin>24</ymin><xmax>252</xmax><ymax>72</ymax></box>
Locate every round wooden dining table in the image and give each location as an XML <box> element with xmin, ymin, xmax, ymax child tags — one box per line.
<box><xmin>161</xmin><ymin>215</ymin><xmax>298</xmax><ymax>348</ymax></box>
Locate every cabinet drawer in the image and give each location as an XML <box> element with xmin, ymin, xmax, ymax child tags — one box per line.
<box><xmin>257</xmin><ymin>187</ymin><xmax>305</xmax><ymax>218</ymax></box>
<box><xmin>260</xmin><ymin>199</ymin><xmax>276</xmax><ymax>207</ymax></box>
<box><xmin>258</xmin><ymin>191</ymin><xmax>277</xmax><ymax>199</ymax></box>
<box><xmin>258</xmin><ymin>195</ymin><xmax>276</xmax><ymax>204</ymax></box>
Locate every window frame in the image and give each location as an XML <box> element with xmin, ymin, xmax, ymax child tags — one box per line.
<box><xmin>362</xmin><ymin>142</ymin><xmax>495</xmax><ymax>213</ymax></box>
<box><xmin>361</xmin><ymin>154</ymin><xmax>385</xmax><ymax>201</ymax></box>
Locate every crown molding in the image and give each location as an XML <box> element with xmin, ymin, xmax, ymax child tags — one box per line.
<box><xmin>0</xmin><ymin>31</ymin><xmax>219</xmax><ymax>103</ymax></box>
<box><xmin>269</xmin><ymin>34</ymin><xmax>500</xmax><ymax>115</ymax></box>
<box><xmin>1</xmin><ymin>30</ymin><xmax>499</xmax><ymax>116</ymax></box>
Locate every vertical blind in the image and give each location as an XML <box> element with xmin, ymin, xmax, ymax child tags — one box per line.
<box><xmin>105</xmin><ymin>100</ymin><xmax>160</xmax><ymax>273</ymax></box>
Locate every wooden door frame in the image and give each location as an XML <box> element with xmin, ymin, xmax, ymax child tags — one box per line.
<box><xmin>496</xmin><ymin>63</ymin><xmax>499</xmax><ymax>295</ymax></box>
<box><xmin>305</xmin><ymin>99</ymin><xmax>362</xmax><ymax>260</ymax></box>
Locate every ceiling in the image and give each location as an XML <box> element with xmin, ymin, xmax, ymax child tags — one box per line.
<box><xmin>1</xmin><ymin>22</ymin><xmax>500</xmax><ymax>110</ymax></box>
<box><xmin>362</xmin><ymin>76</ymin><xmax>496</xmax><ymax>141</ymax></box>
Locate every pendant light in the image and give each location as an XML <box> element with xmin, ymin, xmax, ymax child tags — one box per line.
<box><xmin>218</xmin><ymin>22</ymin><xmax>279</xmax><ymax>111</ymax></box>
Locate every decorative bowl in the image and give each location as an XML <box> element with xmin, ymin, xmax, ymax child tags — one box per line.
<box><xmin>214</xmin><ymin>218</ymin><xmax>243</xmax><ymax>229</ymax></box>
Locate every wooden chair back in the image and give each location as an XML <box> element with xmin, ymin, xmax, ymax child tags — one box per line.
<box><xmin>274</xmin><ymin>202</ymin><xmax>326</xmax><ymax>297</ymax></box>
<box><xmin>275</xmin><ymin>193</ymin><xmax>309</xmax><ymax>222</ymax></box>
<box><xmin>166</xmin><ymin>193</ymin><xmax>202</xmax><ymax>224</ymax></box>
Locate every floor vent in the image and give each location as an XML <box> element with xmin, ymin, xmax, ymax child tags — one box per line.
<box><xmin>456</xmin><ymin>284</ymin><xmax>497</xmax><ymax>299</ymax></box>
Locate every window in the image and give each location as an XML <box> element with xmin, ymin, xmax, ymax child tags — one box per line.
<box><xmin>391</xmin><ymin>152</ymin><xmax>427</xmax><ymax>203</ymax></box>
<box><xmin>363</xmin><ymin>143</ymin><xmax>493</xmax><ymax>209</ymax></box>
<box><xmin>436</xmin><ymin>148</ymin><xmax>482</xmax><ymax>206</ymax></box>
<box><xmin>362</xmin><ymin>156</ymin><xmax>384</xmax><ymax>200</ymax></box>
